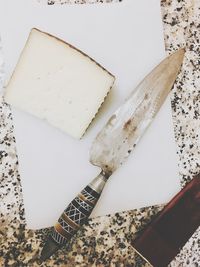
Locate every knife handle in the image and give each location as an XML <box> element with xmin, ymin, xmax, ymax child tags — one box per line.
<box><xmin>40</xmin><ymin>171</ymin><xmax>109</xmax><ymax>261</ymax></box>
<box><xmin>131</xmin><ymin>174</ymin><xmax>200</xmax><ymax>267</ymax></box>
<box><xmin>52</xmin><ymin>171</ymin><xmax>108</xmax><ymax>245</ymax></box>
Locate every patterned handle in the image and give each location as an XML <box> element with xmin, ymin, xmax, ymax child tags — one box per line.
<box><xmin>51</xmin><ymin>171</ymin><xmax>108</xmax><ymax>245</ymax></box>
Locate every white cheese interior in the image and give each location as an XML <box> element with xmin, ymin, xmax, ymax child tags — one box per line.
<box><xmin>5</xmin><ymin>29</ymin><xmax>115</xmax><ymax>138</ymax></box>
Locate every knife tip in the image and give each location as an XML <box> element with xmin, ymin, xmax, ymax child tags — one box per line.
<box><xmin>177</xmin><ymin>47</ymin><xmax>185</xmax><ymax>57</ymax></box>
<box><xmin>166</xmin><ymin>47</ymin><xmax>185</xmax><ymax>76</ymax></box>
<box><xmin>170</xmin><ymin>47</ymin><xmax>185</xmax><ymax>62</ymax></box>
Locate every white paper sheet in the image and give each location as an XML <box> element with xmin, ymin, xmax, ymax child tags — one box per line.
<box><xmin>0</xmin><ymin>0</ymin><xmax>181</xmax><ymax>229</ymax></box>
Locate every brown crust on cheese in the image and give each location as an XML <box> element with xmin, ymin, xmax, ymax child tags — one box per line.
<box><xmin>31</xmin><ymin>28</ymin><xmax>115</xmax><ymax>139</ymax></box>
<box><xmin>32</xmin><ymin>28</ymin><xmax>115</xmax><ymax>80</ymax></box>
<box><xmin>5</xmin><ymin>28</ymin><xmax>116</xmax><ymax>139</ymax></box>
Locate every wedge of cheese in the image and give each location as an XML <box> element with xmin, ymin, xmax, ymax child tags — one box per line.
<box><xmin>5</xmin><ymin>28</ymin><xmax>115</xmax><ymax>139</ymax></box>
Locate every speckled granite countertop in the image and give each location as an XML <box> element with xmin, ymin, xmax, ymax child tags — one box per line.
<box><xmin>0</xmin><ymin>0</ymin><xmax>200</xmax><ymax>266</ymax></box>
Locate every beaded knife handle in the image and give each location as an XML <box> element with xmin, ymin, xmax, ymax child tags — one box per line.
<box><xmin>41</xmin><ymin>172</ymin><xmax>109</xmax><ymax>261</ymax></box>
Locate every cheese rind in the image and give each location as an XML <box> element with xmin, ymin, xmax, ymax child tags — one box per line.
<box><xmin>5</xmin><ymin>28</ymin><xmax>115</xmax><ymax>138</ymax></box>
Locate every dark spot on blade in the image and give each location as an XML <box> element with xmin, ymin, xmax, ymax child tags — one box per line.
<box><xmin>144</xmin><ymin>93</ymin><xmax>149</xmax><ymax>100</ymax></box>
<box><xmin>123</xmin><ymin>119</ymin><xmax>132</xmax><ymax>130</ymax></box>
<box><xmin>123</xmin><ymin>119</ymin><xmax>137</xmax><ymax>134</ymax></box>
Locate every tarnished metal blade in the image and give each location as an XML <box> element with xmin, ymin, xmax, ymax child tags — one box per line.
<box><xmin>90</xmin><ymin>49</ymin><xmax>185</xmax><ymax>175</ymax></box>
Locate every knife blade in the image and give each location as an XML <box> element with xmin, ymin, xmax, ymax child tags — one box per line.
<box><xmin>40</xmin><ymin>48</ymin><xmax>185</xmax><ymax>261</ymax></box>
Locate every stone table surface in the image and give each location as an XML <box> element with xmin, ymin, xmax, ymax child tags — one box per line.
<box><xmin>0</xmin><ymin>0</ymin><xmax>200</xmax><ymax>266</ymax></box>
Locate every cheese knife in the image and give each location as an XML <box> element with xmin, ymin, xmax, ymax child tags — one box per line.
<box><xmin>40</xmin><ymin>48</ymin><xmax>185</xmax><ymax>261</ymax></box>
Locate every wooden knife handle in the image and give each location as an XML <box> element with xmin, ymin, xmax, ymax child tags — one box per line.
<box><xmin>132</xmin><ymin>174</ymin><xmax>200</xmax><ymax>267</ymax></box>
<box><xmin>50</xmin><ymin>171</ymin><xmax>108</xmax><ymax>245</ymax></box>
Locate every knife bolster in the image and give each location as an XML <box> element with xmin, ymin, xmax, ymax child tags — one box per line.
<box><xmin>89</xmin><ymin>171</ymin><xmax>109</xmax><ymax>194</ymax></box>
